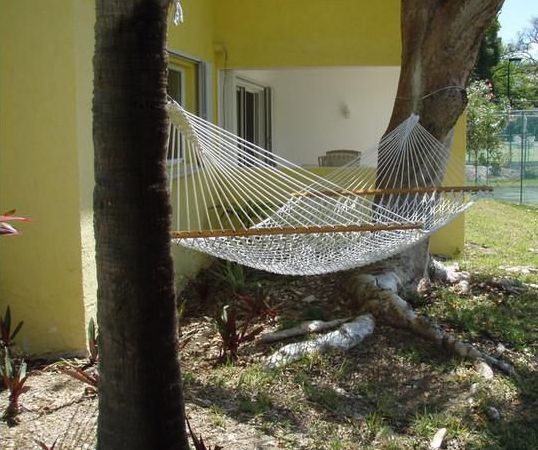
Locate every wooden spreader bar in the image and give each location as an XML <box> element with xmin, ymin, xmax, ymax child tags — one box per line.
<box><xmin>291</xmin><ymin>185</ymin><xmax>493</xmax><ymax>198</ymax></box>
<box><xmin>172</xmin><ymin>222</ymin><xmax>423</xmax><ymax>239</ymax></box>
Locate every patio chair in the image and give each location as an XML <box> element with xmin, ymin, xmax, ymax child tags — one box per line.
<box><xmin>318</xmin><ymin>149</ymin><xmax>361</xmax><ymax>167</ymax></box>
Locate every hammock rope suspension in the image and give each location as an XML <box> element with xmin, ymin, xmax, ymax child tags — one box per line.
<box><xmin>165</xmin><ymin>99</ymin><xmax>491</xmax><ymax>275</ymax></box>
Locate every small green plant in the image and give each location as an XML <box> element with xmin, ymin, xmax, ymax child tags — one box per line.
<box><xmin>1</xmin><ymin>349</ymin><xmax>29</xmax><ymax>424</ymax></box>
<box><xmin>364</xmin><ymin>411</ymin><xmax>387</xmax><ymax>436</ymax></box>
<box><xmin>237</xmin><ymin>392</ymin><xmax>273</xmax><ymax>415</ymax></box>
<box><xmin>210</xmin><ymin>261</ymin><xmax>248</xmax><ymax>294</ymax></box>
<box><xmin>214</xmin><ymin>305</ymin><xmax>263</xmax><ymax>362</ymax></box>
<box><xmin>0</xmin><ymin>306</ymin><xmax>24</xmax><ymax>348</ymax></box>
<box><xmin>186</xmin><ymin>417</ymin><xmax>224</xmax><ymax>449</ymax></box>
<box><xmin>87</xmin><ymin>317</ymin><xmax>98</xmax><ymax>366</ymax></box>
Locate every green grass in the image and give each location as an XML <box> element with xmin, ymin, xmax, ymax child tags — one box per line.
<box><xmin>423</xmin><ymin>200</ymin><xmax>538</xmax><ymax>449</ymax></box>
<box><xmin>464</xmin><ymin>200</ymin><xmax>538</xmax><ymax>277</ymax></box>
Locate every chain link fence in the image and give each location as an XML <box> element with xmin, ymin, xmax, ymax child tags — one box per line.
<box><xmin>466</xmin><ymin>109</ymin><xmax>538</xmax><ymax>205</ymax></box>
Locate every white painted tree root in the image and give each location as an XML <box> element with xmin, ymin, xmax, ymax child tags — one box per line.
<box><xmin>347</xmin><ymin>271</ymin><xmax>515</xmax><ymax>376</ymax></box>
<box><xmin>265</xmin><ymin>314</ymin><xmax>375</xmax><ymax>369</ymax></box>
<box><xmin>260</xmin><ymin>317</ymin><xmax>351</xmax><ymax>343</ymax></box>
<box><xmin>429</xmin><ymin>258</ymin><xmax>471</xmax><ymax>294</ymax></box>
<box><xmin>263</xmin><ymin>251</ymin><xmax>513</xmax><ymax>375</ymax></box>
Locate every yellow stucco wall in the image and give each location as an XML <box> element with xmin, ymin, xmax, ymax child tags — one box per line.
<box><xmin>429</xmin><ymin>117</ymin><xmax>467</xmax><ymax>257</ymax></box>
<box><xmin>167</xmin><ymin>0</ymin><xmax>217</xmax><ymax>288</ymax></box>
<box><xmin>168</xmin><ymin>0</ymin><xmax>215</xmax><ymax>62</ymax></box>
<box><xmin>0</xmin><ymin>1</ymin><xmax>87</xmax><ymax>355</ymax></box>
<box><xmin>213</xmin><ymin>0</ymin><xmax>401</xmax><ymax>68</ymax></box>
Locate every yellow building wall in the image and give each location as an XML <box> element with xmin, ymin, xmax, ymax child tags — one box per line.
<box><xmin>429</xmin><ymin>117</ymin><xmax>466</xmax><ymax>257</ymax></box>
<box><xmin>167</xmin><ymin>0</ymin><xmax>217</xmax><ymax>288</ymax></box>
<box><xmin>213</xmin><ymin>0</ymin><xmax>401</xmax><ymax>68</ymax></box>
<box><xmin>75</xmin><ymin>1</ymin><xmax>98</xmax><ymax>336</ymax></box>
<box><xmin>0</xmin><ymin>1</ymin><xmax>87</xmax><ymax>355</ymax></box>
<box><xmin>167</xmin><ymin>0</ymin><xmax>215</xmax><ymax>62</ymax></box>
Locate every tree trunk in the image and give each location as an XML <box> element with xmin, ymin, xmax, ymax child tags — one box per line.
<box><xmin>378</xmin><ymin>0</ymin><xmax>505</xmax><ymax>282</ymax></box>
<box><xmin>269</xmin><ymin>0</ymin><xmax>513</xmax><ymax>375</ymax></box>
<box><xmin>93</xmin><ymin>1</ymin><xmax>188</xmax><ymax>449</ymax></box>
<box><xmin>388</xmin><ymin>0</ymin><xmax>505</xmax><ymax>139</ymax></box>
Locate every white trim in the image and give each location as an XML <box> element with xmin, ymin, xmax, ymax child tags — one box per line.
<box><xmin>219</xmin><ymin>69</ymin><xmax>237</xmax><ymax>133</ymax></box>
<box><xmin>236</xmin><ymin>76</ymin><xmax>267</xmax><ymax>93</ymax></box>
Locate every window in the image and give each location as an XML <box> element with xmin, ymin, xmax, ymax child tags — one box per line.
<box><xmin>235</xmin><ymin>78</ymin><xmax>273</xmax><ymax>166</ymax></box>
<box><xmin>167</xmin><ymin>65</ymin><xmax>184</xmax><ymax>105</ymax></box>
<box><xmin>166</xmin><ymin>55</ymin><xmax>200</xmax><ymax>163</ymax></box>
<box><xmin>166</xmin><ymin>51</ymin><xmax>211</xmax><ymax>166</ymax></box>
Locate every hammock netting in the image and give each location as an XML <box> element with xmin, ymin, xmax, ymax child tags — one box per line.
<box><xmin>166</xmin><ymin>100</ymin><xmax>490</xmax><ymax>275</ymax></box>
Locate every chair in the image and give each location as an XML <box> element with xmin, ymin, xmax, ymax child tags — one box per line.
<box><xmin>318</xmin><ymin>149</ymin><xmax>361</xmax><ymax>167</ymax></box>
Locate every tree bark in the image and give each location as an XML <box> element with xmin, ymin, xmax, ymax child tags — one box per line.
<box><xmin>379</xmin><ymin>0</ymin><xmax>504</xmax><ymax>191</ymax></box>
<box><xmin>93</xmin><ymin>1</ymin><xmax>188</xmax><ymax>449</ymax></box>
<box><xmin>388</xmin><ymin>0</ymin><xmax>505</xmax><ymax>139</ymax></box>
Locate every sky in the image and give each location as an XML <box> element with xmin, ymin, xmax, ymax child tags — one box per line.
<box><xmin>498</xmin><ymin>0</ymin><xmax>537</xmax><ymax>44</ymax></box>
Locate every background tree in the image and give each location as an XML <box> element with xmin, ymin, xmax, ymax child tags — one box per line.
<box><xmin>514</xmin><ymin>16</ymin><xmax>538</xmax><ymax>66</ymax></box>
<box><xmin>93</xmin><ymin>1</ymin><xmax>189</xmax><ymax>449</ymax></box>
<box><xmin>491</xmin><ymin>17</ymin><xmax>538</xmax><ymax>109</ymax></box>
<box><xmin>466</xmin><ymin>80</ymin><xmax>508</xmax><ymax>177</ymax></box>
<box><xmin>387</xmin><ymin>0</ymin><xmax>504</xmax><ymax>142</ymax></box>
<box><xmin>348</xmin><ymin>0</ymin><xmax>514</xmax><ymax>375</ymax></box>
<box><xmin>473</xmin><ymin>18</ymin><xmax>503</xmax><ymax>81</ymax></box>
<box><xmin>492</xmin><ymin>58</ymin><xmax>538</xmax><ymax>109</ymax></box>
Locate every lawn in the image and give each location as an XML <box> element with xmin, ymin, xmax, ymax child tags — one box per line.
<box><xmin>1</xmin><ymin>199</ymin><xmax>537</xmax><ymax>449</ymax></box>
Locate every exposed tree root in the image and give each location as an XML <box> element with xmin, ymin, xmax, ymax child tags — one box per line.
<box><xmin>347</xmin><ymin>271</ymin><xmax>514</xmax><ymax>376</ymax></box>
<box><xmin>265</xmin><ymin>315</ymin><xmax>375</xmax><ymax>369</ymax></box>
<box><xmin>264</xmin><ymin>249</ymin><xmax>514</xmax><ymax>376</ymax></box>
<box><xmin>260</xmin><ymin>317</ymin><xmax>351</xmax><ymax>344</ymax></box>
<box><xmin>429</xmin><ymin>258</ymin><xmax>471</xmax><ymax>294</ymax></box>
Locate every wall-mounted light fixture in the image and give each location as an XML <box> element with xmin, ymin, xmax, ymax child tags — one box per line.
<box><xmin>339</xmin><ymin>103</ymin><xmax>351</xmax><ymax>119</ymax></box>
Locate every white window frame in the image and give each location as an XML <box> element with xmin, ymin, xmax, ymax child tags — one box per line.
<box><xmin>219</xmin><ymin>71</ymin><xmax>273</xmax><ymax>165</ymax></box>
<box><xmin>167</xmin><ymin>64</ymin><xmax>186</xmax><ymax>164</ymax></box>
<box><xmin>168</xmin><ymin>63</ymin><xmax>186</xmax><ymax>106</ymax></box>
<box><xmin>166</xmin><ymin>49</ymin><xmax>212</xmax><ymax>177</ymax></box>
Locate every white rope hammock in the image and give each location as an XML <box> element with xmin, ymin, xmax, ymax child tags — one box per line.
<box><xmin>165</xmin><ymin>99</ymin><xmax>490</xmax><ymax>275</ymax></box>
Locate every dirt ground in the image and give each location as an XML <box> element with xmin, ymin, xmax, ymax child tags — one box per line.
<box><xmin>1</xmin><ymin>268</ymin><xmax>535</xmax><ymax>449</ymax></box>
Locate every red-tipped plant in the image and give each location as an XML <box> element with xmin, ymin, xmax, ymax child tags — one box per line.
<box><xmin>58</xmin><ymin>318</ymin><xmax>100</xmax><ymax>393</ymax></box>
<box><xmin>214</xmin><ymin>305</ymin><xmax>263</xmax><ymax>362</ymax></box>
<box><xmin>237</xmin><ymin>284</ymin><xmax>278</xmax><ymax>321</ymax></box>
<box><xmin>0</xmin><ymin>210</ymin><xmax>31</xmax><ymax>236</ymax></box>
<box><xmin>58</xmin><ymin>360</ymin><xmax>99</xmax><ymax>392</ymax></box>
<box><xmin>0</xmin><ymin>306</ymin><xmax>24</xmax><ymax>348</ymax></box>
<box><xmin>1</xmin><ymin>350</ymin><xmax>29</xmax><ymax>424</ymax></box>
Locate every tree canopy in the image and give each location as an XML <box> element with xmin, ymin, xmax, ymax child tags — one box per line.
<box><xmin>466</xmin><ymin>80</ymin><xmax>508</xmax><ymax>173</ymax></box>
<box><xmin>474</xmin><ymin>18</ymin><xmax>503</xmax><ymax>81</ymax></box>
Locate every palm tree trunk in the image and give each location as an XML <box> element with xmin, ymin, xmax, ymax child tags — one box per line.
<box><xmin>93</xmin><ymin>1</ymin><xmax>188</xmax><ymax>448</ymax></box>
